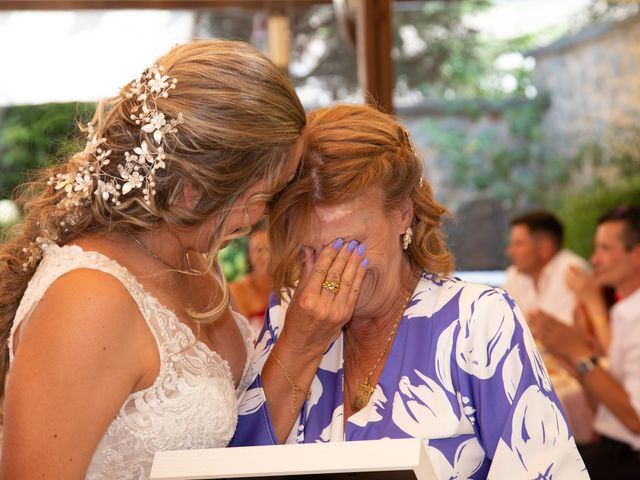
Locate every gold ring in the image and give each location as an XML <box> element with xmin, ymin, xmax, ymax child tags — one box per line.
<box><xmin>321</xmin><ymin>280</ymin><xmax>340</xmax><ymax>294</ymax></box>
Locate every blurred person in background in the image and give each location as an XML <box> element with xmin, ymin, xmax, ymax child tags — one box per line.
<box><xmin>565</xmin><ymin>265</ymin><xmax>611</xmax><ymax>353</ymax></box>
<box><xmin>503</xmin><ymin>210</ymin><xmax>588</xmax><ymax>325</ymax></box>
<box><xmin>531</xmin><ymin>205</ymin><xmax>640</xmax><ymax>479</ymax></box>
<box><xmin>504</xmin><ymin>212</ymin><xmax>598</xmax><ymax>445</ymax></box>
<box><xmin>230</xmin><ymin>223</ymin><xmax>273</xmax><ymax>342</ymax></box>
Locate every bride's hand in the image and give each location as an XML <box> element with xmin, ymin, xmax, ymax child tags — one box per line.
<box><xmin>279</xmin><ymin>239</ymin><xmax>367</xmax><ymax>356</ymax></box>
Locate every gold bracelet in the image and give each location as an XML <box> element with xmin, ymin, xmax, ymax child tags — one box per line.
<box><xmin>270</xmin><ymin>350</ymin><xmax>312</xmax><ymax>415</ymax></box>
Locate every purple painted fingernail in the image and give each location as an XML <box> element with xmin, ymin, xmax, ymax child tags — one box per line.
<box><xmin>347</xmin><ymin>240</ymin><xmax>358</xmax><ymax>252</ymax></box>
<box><xmin>332</xmin><ymin>238</ymin><xmax>344</xmax><ymax>249</ymax></box>
<box><xmin>357</xmin><ymin>243</ymin><xmax>366</xmax><ymax>256</ymax></box>
<box><xmin>361</xmin><ymin>257</ymin><xmax>369</xmax><ymax>268</ymax></box>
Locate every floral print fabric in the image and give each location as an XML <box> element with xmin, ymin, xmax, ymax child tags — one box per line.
<box><xmin>232</xmin><ymin>272</ymin><xmax>589</xmax><ymax>479</ymax></box>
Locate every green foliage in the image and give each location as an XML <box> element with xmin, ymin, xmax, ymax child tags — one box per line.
<box><xmin>0</xmin><ymin>103</ymin><xmax>95</xmax><ymax>199</ymax></box>
<box><xmin>556</xmin><ymin>119</ymin><xmax>640</xmax><ymax>258</ymax></box>
<box><xmin>196</xmin><ymin>1</ymin><xmax>539</xmax><ymax>102</ymax></box>
<box><xmin>393</xmin><ymin>0</ymin><xmax>491</xmax><ymax>97</ymax></box>
<box><xmin>558</xmin><ymin>177</ymin><xmax>640</xmax><ymax>259</ymax></box>
<box><xmin>424</xmin><ymin>94</ymin><xmax>566</xmax><ymax>211</ymax></box>
<box><xmin>502</xmin><ymin>97</ymin><xmax>546</xmax><ymax>140</ymax></box>
<box><xmin>218</xmin><ymin>238</ymin><xmax>248</xmax><ymax>282</ymax></box>
<box><xmin>608</xmin><ymin>122</ymin><xmax>640</xmax><ymax>178</ymax></box>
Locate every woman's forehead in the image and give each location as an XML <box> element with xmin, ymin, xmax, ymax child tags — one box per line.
<box><xmin>313</xmin><ymin>186</ymin><xmax>384</xmax><ymax>219</ymax></box>
<box><xmin>296</xmin><ymin>187</ymin><xmax>387</xmax><ymax>245</ymax></box>
<box><xmin>314</xmin><ymin>203</ymin><xmax>357</xmax><ymax>223</ymax></box>
<box><xmin>303</xmin><ymin>199</ymin><xmax>379</xmax><ymax>246</ymax></box>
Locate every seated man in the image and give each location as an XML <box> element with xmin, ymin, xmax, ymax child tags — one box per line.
<box><xmin>503</xmin><ymin>210</ymin><xmax>588</xmax><ymax>324</ymax></box>
<box><xmin>531</xmin><ymin>205</ymin><xmax>640</xmax><ymax>480</ymax></box>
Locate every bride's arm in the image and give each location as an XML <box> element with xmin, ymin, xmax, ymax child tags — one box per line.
<box><xmin>0</xmin><ymin>269</ymin><xmax>154</xmax><ymax>479</ymax></box>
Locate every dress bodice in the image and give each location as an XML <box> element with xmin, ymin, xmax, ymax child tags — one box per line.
<box><xmin>8</xmin><ymin>243</ymin><xmax>255</xmax><ymax>479</ymax></box>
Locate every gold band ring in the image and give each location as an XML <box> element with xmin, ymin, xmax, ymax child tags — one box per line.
<box><xmin>321</xmin><ymin>280</ymin><xmax>340</xmax><ymax>294</ymax></box>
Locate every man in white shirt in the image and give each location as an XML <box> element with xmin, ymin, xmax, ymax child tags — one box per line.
<box><xmin>531</xmin><ymin>205</ymin><xmax>640</xmax><ymax>479</ymax></box>
<box><xmin>503</xmin><ymin>210</ymin><xmax>588</xmax><ymax>324</ymax></box>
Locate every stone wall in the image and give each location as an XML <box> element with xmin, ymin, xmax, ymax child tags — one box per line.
<box><xmin>396</xmin><ymin>100</ymin><xmax>524</xmax><ymax>270</ymax></box>
<box><xmin>532</xmin><ymin>14</ymin><xmax>640</xmax><ymax>160</ymax></box>
<box><xmin>397</xmin><ymin>98</ymin><xmax>527</xmax><ymax>212</ymax></box>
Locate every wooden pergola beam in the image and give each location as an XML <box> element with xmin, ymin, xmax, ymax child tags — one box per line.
<box><xmin>355</xmin><ymin>0</ymin><xmax>393</xmax><ymax>113</ymax></box>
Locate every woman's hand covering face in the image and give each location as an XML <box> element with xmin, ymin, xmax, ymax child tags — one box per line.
<box><xmin>279</xmin><ymin>239</ymin><xmax>368</xmax><ymax>356</ymax></box>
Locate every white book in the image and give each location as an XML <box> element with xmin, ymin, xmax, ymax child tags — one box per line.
<box><xmin>150</xmin><ymin>438</ymin><xmax>437</xmax><ymax>480</ymax></box>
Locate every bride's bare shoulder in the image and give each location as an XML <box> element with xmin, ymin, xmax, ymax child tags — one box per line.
<box><xmin>15</xmin><ymin>267</ymin><xmax>150</xmax><ymax>362</ymax></box>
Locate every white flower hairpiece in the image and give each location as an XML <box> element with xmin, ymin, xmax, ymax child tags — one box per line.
<box><xmin>48</xmin><ymin>64</ymin><xmax>183</xmax><ymax>210</ymax></box>
<box><xmin>401</xmin><ymin>127</ymin><xmax>416</xmax><ymax>156</ymax></box>
<box><xmin>20</xmin><ymin>64</ymin><xmax>183</xmax><ymax>272</ymax></box>
<box><xmin>400</xmin><ymin>128</ymin><xmax>424</xmax><ymax>189</ymax></box>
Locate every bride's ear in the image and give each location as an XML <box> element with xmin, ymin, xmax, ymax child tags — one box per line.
<box><xmin>181</xmin><ymin>180</ymin><xmax>201</xmax><ymax>211</ymax></box>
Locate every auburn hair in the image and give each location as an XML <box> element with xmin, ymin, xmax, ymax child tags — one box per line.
<box><xmin>268</xmin><ymin>103</ymin><xmax>454</xmax><ymax>294</ymax></box>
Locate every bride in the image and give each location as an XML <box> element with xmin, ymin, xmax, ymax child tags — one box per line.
<box><xmin>0</xmin><ymin>39</ymin><xmax>305</xmax><ymax>479</ymax></box>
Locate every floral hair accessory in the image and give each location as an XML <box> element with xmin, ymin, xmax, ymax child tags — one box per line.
<box><xmin>48</xmin><ymin>64</ymin><xmax>183</xmax><ymax>210</ymax></box>
<box><xmin>401</xmin><ymin>127</ymin><xmax>416</xmax><ymax>156</ymax></box>
<box><xmin>20</xmin><ymin>235</ymin><xmax>54</xmax><ymax>272</ymax></box>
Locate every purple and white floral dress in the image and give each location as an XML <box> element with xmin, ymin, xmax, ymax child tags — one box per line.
<box><xmin>232</xmin><ymin>272</ymin><xmax>589</xmax><ymax>479</ymax></box>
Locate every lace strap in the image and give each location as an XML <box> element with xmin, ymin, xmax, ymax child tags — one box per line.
<box><xmin>230</xmin><ymin>308</ymin><xmax>259</xmax><ymax>395</ymax></box>
<box><xmin>9</xmin><ymin>244</ymin><xmax>164</xmax><ymax>363</ymax></box>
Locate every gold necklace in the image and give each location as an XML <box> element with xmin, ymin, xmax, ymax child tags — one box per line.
<box><xmin>128</xmin><ymin>232</ymin><xmax>178</xmax><ymax>271</ymax></box>
<box><xmin>346</xmin><ymin>294</ymin><xmax>411</xmax><ymax>412</ymax></box>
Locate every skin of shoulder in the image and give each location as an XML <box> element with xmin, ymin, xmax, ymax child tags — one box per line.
<box><xmin>229</xmin><ymin>276</ymin><xmax>253</xmax><ymax>313</ymax></box>
<box><xmin>1</xmin><ymin>268</ymin><xmax>159</xmax><ymax>479</ymax></box>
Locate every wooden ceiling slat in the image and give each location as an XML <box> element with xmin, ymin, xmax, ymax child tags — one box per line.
<box><xmin>0</xmin><ymin>0</ymin><xmax>332</xmax><ymax>10</ymax></box>
<box><xmin>0</xmin><ymin>0</ymin><xmax>424</xmax><ymax>11</ymax></box>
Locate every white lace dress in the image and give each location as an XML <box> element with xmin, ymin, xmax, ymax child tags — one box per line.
<box><xmin>7</xmin><ymin>244</ymin><xmax>256</xmax><ymax>479</ymax></box>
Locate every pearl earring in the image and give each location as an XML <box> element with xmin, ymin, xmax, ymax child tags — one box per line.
<box><xmin>402</xmin><ymin>226</ymin><xmax>413</xmax><ymax>250</ymax></box>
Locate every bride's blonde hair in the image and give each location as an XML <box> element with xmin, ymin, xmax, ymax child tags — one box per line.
<box><xmin>0</xmin><ymin>39</ymin><xmax>305</xmax><ymax>402</ymax></box>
